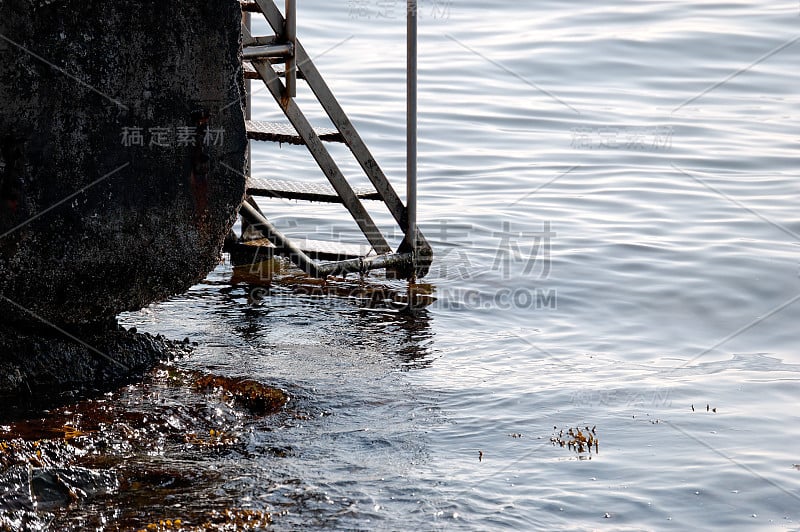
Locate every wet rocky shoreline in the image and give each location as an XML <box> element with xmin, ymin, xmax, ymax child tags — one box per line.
<box><xmin>0</xmin><ymin>361</ymin><xmax>288</xmax><ymax>531</ymax></box>
<box><xmin>0</xmin><ymin>323</ymin><xmax>193</xmax><ymax>413</ymax></box>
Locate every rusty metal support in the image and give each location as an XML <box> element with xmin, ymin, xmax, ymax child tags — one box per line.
<box><xmin>240</xmin><ymin>201</ymin><xmax>321</xmax><ymax>277</ymax></box>
<box><xmin>240</xmin><ymin>201</ymin><xmax>413</xmax><ymax>278</ymax></box>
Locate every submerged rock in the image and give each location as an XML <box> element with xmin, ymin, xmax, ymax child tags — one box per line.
<box><xmin>0</xmin><ymin>0</ymin><xmax>247</xmax><ymax>326</ymax></box>
<box><xmin>30</xmin><ymin>467</ymin><xmax>117</xmax><ymax>511</ymax></box>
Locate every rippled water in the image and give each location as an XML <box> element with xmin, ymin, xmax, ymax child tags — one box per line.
<box><xmin>6</xmin><ymin>1</ymin><xmax>800</xmax><ymax>530</ymax></box>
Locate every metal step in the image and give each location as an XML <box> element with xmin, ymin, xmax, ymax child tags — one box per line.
<box><xmin>247</xmin><ymin>177</ymin><xmax>381</xmax><ymax>203</ymax></box>
<box><xmin>243</xmin><ymin>62</ymin><xmax>259</xmax><ymax>79</ymax></box>
<box><xmin>246</xmin><ymin>120</ymin><xmax>343</xmax><ymax>145</ymax></box>
<box><xmin>242</xmin><ymin>34</ymin><xmax>280</xmax><ymax>47</ymax></box>
<box><xmin>237</xmin><ymin>237</ymin><xmax>373</xmax><ymax>262</ymax></box>
<box><xmin>240</xmin><ymin>0</ymin><xmax>261</xmax><ymax>12</ymax></box>
<box><xmin>244</xmin><ymin>62</ymin><xmax>304</xmax><ymax>80</ymax></box>
<box><xmin>244</xmin><ymin>61</ymin><xmax>275</xmax><ymax>80</ymax></box>
<box><xmin>299</xmin><ymin>239</ymin><xmax>373</xmax><ymax>261</ymax></box>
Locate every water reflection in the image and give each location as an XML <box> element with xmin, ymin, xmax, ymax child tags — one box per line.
<box><xmin>217</xmin><ymin>257</ymin><xmax>438</xmax><ymax>370</ymax></box>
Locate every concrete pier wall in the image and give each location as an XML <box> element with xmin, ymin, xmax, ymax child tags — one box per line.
<box><xmin>0</xmin><ymin>0</ymin><xmax>248</xmax><ymax>326</ymax></box>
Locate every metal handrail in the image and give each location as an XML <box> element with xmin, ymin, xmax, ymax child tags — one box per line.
<box><xmin>406</xmin><ymin>0</ymin><xmax>418</xmax><ymax>269</ymax></box>
<box><xmin>284</xmin><ymin>0</ymin><xmax>296</xmax><ymax>97</ymax></box>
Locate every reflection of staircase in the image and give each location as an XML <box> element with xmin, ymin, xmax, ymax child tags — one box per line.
<box><xmin>229</xmin><ymin>0</ymin><xmax>432</xmax><ymax>279</ymax></box>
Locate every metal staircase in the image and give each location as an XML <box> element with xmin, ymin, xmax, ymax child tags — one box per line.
<box><xmin>230</xmin><ymin>0</ymin><xmax>432</xmax><ymax>280</ymax></box>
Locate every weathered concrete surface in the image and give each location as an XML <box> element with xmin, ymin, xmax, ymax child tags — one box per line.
<box><xmin>0</xmin><ymin>0</ymin><xmax>247</xmax><ymax>325</ymax></box>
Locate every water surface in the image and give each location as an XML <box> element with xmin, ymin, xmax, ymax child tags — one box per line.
<box><xmin>6</xmin><ymin>1</ymin><xmax>800</xmax><ymax>529</ymax></box>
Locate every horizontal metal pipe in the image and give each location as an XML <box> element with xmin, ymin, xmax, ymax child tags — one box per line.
<box><xmin>242</xmin><ymin>43</ymin><xmax>293</xmax><ymax>60</ymax></box>
<box><xmin>315</xmin><ymin>253</ymin><xmax>414</xmax><ymax>278</ymax></box>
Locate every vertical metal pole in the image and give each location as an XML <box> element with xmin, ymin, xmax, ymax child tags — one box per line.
<box><xmin>244</xmin><ymin>10</ymin><xmax>252</xmax><ymax>178</ymax></box>
<box><xmin>407</xmin><ymin>0</ymin><xmax>418</xmax><ymax>256</ymax></box>
<box><xmin>285</xmin><ymin>0</ymin><xmax>297</xmax><ymax>98</ymax></box>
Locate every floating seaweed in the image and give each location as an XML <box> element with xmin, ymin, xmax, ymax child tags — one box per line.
<box><xmin>193</xmin><ymin>374</ymin><xmax>288</xmax><ymax>416</ymax></box>
<box><xmin>550</xmin><ymin>425</ymin><xmax>599</xmax><ymax>455</ymax></box>
<box><xmin>137</xmin><ymin>508</ymin><xmax>272</xmax><ymax>531</ymax></box>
